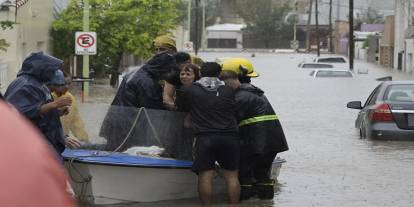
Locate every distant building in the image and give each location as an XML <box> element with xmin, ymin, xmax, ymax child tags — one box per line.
<box><xmin>205</xmin><ymin>23</ymin><xmax>244</xmax><ymax>49</ymax></box>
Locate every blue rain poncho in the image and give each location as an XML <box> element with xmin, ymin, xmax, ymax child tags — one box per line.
<box><xmin>5</xmin><ymin>52</ymin><xmax>66</xmax><ymax>155</ymax></box>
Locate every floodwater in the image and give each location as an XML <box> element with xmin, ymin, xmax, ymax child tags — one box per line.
<box><xmin>78</xmin><ymin>52</ymin><xmax>414</xmax><ymax>207</ymax></box>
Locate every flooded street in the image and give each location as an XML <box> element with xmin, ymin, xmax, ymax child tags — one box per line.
<box><xmin>79</xmin><ymin>52</ymin><xmax>414</xmax><ymax>207</ymax></box>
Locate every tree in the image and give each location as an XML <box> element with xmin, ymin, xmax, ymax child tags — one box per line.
<box><xmin>0</xmin><ymin>20</ymin><xmax>14</xmax><ymax>51</ymax></box>
<box><xmin>234</xmin><ymin>0</ymin><xmax>292</xmax><ymax>48</ymax></box>
<box><xmin>51</xmin><ymin>0</ymin><xmax>180</xmax><ymax>81</ymax></box>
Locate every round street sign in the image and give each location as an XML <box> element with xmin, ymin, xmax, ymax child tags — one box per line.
<box><xmin>77</xmin><ymin>34</ymin><xmax>95</xmax><ymax>48</ymax></box>
<box><xmin>75</xmin><ymin>32</ymin><xmax>97</xmax><ymax>55</ymax></box>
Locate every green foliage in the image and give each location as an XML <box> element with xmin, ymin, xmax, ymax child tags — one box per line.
<box><xmin>51</xmin><ymin>0</ymin><xmax>180</xmax><ymax>78</ymax></box>
<box><xmin>235</xmin><ymin>0</ymin><xmax>292</xmax><ymax>48</ymax></box>
<box><xmin>0</xmin><ymin>20</ymin><xmax>15</xmax><ymax>51</ymax></box>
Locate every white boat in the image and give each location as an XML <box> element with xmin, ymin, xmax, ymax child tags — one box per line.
<box><xmin>63</xmin><ymin>149</ymin><xmax>285</xmax><ymax>205</ymax></box>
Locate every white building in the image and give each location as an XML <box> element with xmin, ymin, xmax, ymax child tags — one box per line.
<box><xmin>0</xmin><ymin>0</ymin><xmax>67</xmax><ymax>92</ymax></box>
<box><xmin>394</xmin><ymin>0</ymin><xmax>414</xmax><ymax>72</ymax></box>
<box><xmin>205</xmin><ymin>23</ymin><xmax>244</xmax><ymax>49</ymax></box>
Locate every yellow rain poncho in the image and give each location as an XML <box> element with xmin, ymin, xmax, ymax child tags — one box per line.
<box><xmin>52</xmin><ymin>92</ymin><xmax>89</xmax><ymax>141</ymax></box>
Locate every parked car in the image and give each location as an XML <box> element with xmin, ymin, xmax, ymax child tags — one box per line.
<box><xmin>347</xmin><ymin>80</ymin><xmax>414</xmax><ymax>140</ymax></box>
<box><xmin>309</xmin><ymin>69</ymin><xmax>353</xmax><ymax>78</ymax></box>
<box><xmin>298</xmin><ymin>62</ymin><xmax>333</xmax><ymax>69</ymax></box>
<box><xmin>314</xmin><ymin>56</ymin><xmax>348</xmax><ymax>63</ymax></box>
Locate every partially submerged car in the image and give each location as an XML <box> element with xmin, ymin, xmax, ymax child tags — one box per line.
<box><xmin>347</xmin><ymin>80</ymin><xmax>414</xmax><ymax>140</ymax></box>
<box><xmin>298</xmin><ymin>62</ymin><xmax>334</xmax><ymax>69</ymax></box>
<box><xmin>314</xmin><ymin>56</ymin><xmax>348</xmax><ymax>63</ymax></box>
<box><xmin>309</xmin><ymin>69</ymin><xmax>353</xmax><ymax>78</ymax></box>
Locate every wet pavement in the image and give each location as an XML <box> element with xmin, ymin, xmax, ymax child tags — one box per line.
<box><xmin>77</xmin><ymin>52</ymin><xmax>414</xmax><ymax>207</ymax></box>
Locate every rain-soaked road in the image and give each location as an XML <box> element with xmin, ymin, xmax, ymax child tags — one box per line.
<box><xmin>79</xmin><ymin>52</ymin><xmax>414</xmax><ymax>207</ymax></box>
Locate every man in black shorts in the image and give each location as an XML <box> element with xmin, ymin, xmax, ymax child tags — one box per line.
<box><xmin>178</xmin><ymin>62</ymin><xmax>240</xmax><ymax>204</ymax></box>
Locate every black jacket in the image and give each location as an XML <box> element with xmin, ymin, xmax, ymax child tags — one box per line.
<box><xmin>178</xmin><ymin>77</ymin><xmax>238</xmax><ymax>136</ymax></box>
<box><xmin>235</xmin><ymin>83</ymin><xmax>288</xmax><ymax>154</ymax></box>
<box><xmin>5</xmin><ymin>52</ymin><xmax>66</xmax><ymax>154</ymax></box>
<box><xmin>100</xmin><ymin>53</ymin><xmax>176</xmax><ymax>150</ymax></box>
<box><xmin>110</xmin><ymin>52</ymin><xmax>176</xmax><ymax>109</ymax></box>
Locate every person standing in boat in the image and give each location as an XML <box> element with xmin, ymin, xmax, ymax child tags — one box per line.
<box><xmin>178</xmin><ymin>62</ymin><xmax>241</xmax><ymax>204</ymax></box>
<box><xmin>4</xmin><ymin>52</ymin><xmax>81</xmax><ymax>157</ymax></box>
<box><xmin>220</xmin><ymin>58</ymin><xmax>289</xmax><ymax>200</ymax></box>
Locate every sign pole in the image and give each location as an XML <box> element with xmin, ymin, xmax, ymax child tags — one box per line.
<box><xmin>82</xmin><ymin>0</ymin><xmax>90</xmax><ymax>102</ymax></box>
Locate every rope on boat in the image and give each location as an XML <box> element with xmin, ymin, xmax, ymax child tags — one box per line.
<box><xmin>67</xmin><ymin>158</ymin><xmax>92</xmax><ymax>201</ymax></box>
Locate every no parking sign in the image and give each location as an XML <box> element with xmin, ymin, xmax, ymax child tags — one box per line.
<box><xmin>75</xmin><ymin>32</ymin><xmax>97</xmax><ymax>55</ymax></box>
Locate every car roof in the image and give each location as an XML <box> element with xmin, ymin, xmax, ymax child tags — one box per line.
<box><xmin>313</xmin><ymin>69</ymin><xmax>352</xmax><ymax>72</ymax></box>
<box><xmin>380</xmin><ymin>80</ymin><xmax>414</xmax><ymax>86</ymax></box>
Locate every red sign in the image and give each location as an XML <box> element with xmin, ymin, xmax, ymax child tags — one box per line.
<box><xmin>76</xmin><ymin>34</ymin><xmax>95</xmax><ymax>48</ymax></box>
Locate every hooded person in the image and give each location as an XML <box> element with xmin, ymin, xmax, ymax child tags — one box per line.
<box><xmin>4</xmin><ymin>52</ymin><xmax>80</xmax><ymax>156</ymax></box>
<box><xmin>100</xmin><ymin>52</ymin><xmax>177</xmax><ymax>151</ymax></box>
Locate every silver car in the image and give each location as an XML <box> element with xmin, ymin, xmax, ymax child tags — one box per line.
<box><xmin>347</xmin><ymin>81</ymin><xmax>414</xmax><ymax>140</ymax></box>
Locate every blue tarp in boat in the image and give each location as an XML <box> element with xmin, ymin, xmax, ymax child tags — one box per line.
<box><xmin>63</xmin><ymin>149</ymin><xmax>193</xmax><ymax>169</ymax></box>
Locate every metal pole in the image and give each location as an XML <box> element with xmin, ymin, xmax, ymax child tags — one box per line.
<box><xmin>329</xmin><ymin>0</ymin><xmax>333</xmax><ymax>53</ymax></box>
<box><xmin>187</xmin><ymin>0</ymin><xmax>191</xmax><ymax>42</ymax></box>
<box><xmin>315</xmin><ymin>0</ymin><xmax>320</xmax><ymax>56</ymax></box>
<box><xmin>294</xmin><ymin>1</ymin><xmax>298</xmax><ymax>41</ymax></box>
<box><xmin>349</xmin><ymin>0</ymin><xmax>354</xmax><ymax>70</ymax></box>
<box><xmin>194</xmin><ymin>0</ymin><xmax>199</xmax><ymax>55</ymax></box>
<box><xmin>201</xmin><ymin>0</ymin><xmax>206</xmax><ymax>49</ymax></box>
<box><xmin>306</xmin><ymin>0</ymin><xmax>313</xmax><ymax>51</ymax></box>
<box><xmin>82</xmin><ymin>0</ymin><xmax>90</xmax><ymax>101</ymax></box>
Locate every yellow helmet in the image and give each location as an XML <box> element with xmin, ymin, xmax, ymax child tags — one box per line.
<box><xmin>191</xmin><ymin>55</ymin><xmax>204</xmax><ymax>67</ymax></box>
<box><xmin>221</xmin><ymin>58</ymin><xmax>259</xmax><ymax>77</ymax></box>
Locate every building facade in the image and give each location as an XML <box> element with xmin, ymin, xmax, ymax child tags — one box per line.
<box><xmin>0</xmin><ymin>0</ymin><xmax>62</xmax><ymax>92</ymax></box>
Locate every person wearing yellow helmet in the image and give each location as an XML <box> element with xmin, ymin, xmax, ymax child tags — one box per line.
<box><xmin>221</xmin><ymin>58</ymin><xmax>259</xmax><ymax>78</ymax></box>
<box><xmin>220</xmin><ymin>61</ymin><xmax>288</xmax><ymax>201</ymax></box>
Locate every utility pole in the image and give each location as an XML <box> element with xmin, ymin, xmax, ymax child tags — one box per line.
<box><xmin>201</xmin><ymin>0</ymin><xmax>206</xmax><ymax>49</ymax></box>
<box><xmin>82</xmin><ymin>0</ymin><xmax>90</xmax><ymax>101</ymax></box>
<box><xmin>194</xmin><ymin>0</ymin><xmax>199</xmax><ymax>55</ymax></box>
<box><xmin>315</xmin><ymin>0</ymin><xmax>320</xmax><ymax>56</ymax></box>
<box><xmin>187</xmin><ymin>0</ymin><xmax>191</xmax><ymax>43</ymax></box>
<box><xmin>329</xmin><ymin>0</ymin><xmax>333</xmax><ymax>53</ymax></box>
<box><xmin>349</xmin><ymin>0</ymin><xmax>354</xmax><ymax>70</ymax></box>
<box><xmin>306</xmin><ymin>0</ymin><xmax>314</xmax><ymax>51</ymax></box>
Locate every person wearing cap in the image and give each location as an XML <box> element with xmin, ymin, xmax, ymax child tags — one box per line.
<box><xmin>177</xmin><ymin>62</ymin><xmax>240</xmax><ymax>204</ymax></box>
<box><xmin>220</xmin><ymin>58</ymin><xmax>288</xmax><ymax>200</ymax></box>
<box><xmin>49</xmin><ymin>73</ymin><xmax>89</xmax><ymax>142</ymax></box>
<box><xmin>4</xmin><ymin>52</ymin><xmax>81</xmax><ymax>156</ymax></box>
<box><xmin>153</xmin><ymin>35</ymin><xmax>177</xmax><ymax>55</ymax></box>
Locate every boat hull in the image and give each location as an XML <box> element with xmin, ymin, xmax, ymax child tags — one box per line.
<box><xmin>63</xmin><ymin>150</ymin><xmax>285</xmax><ymax>204</ymax></box>
<box><xmin>66</xmin><ymin>162</ymin><xmax>202</xmax><ymax>204</ymax></box>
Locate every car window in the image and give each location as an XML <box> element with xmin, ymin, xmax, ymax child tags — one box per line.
<box><xmin>315</xmin><ymin>71</ymin><xmax>352</xmax><ymax>77</ymax></box>
<box><xmin>364</xmin><ymin>84</ymin><xmax>382</xmax><ymax>107</ymax></box>
<box><xmin>309</xmin><ymin>71</ymin><xmax>315</xmax><ymax>76</ymax></box>
<box><xmin>303</xmin><ymin>64</ymin><xmax>333</xmax><ymax>68</ymax></box>
<box><xmin>383</xmin><ymin>84</ymin><xmax>414</xmax><ymax>102</ymax></box>
<box><xmin>317</xmin><ymin>58</ymin><xmax>346</xmax><ymax>63</ymax></box>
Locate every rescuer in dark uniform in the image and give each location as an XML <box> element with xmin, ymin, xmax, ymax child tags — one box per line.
<box><xmin>220</xmin><ymin>58</ymin><xmax>289</xmax><ymax>200</ymax></box>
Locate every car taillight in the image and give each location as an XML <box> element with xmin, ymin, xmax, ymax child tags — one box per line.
<box><xmin>371</xmin><ymin>104</ymin><xmax>394</xmax><ymax>122</ymax></box>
